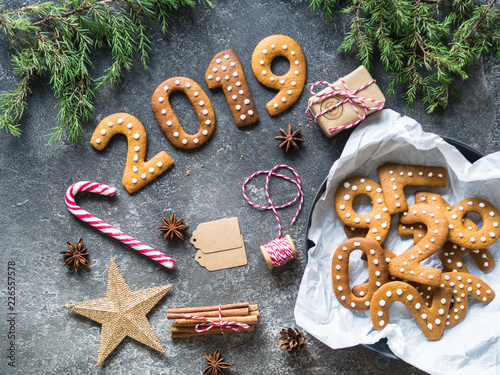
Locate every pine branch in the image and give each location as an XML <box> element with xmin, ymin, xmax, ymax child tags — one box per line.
<box><xmin>0</xmin><ymin>0</ymin><xmax>213</xmax><ymax>143</ymax></box>
<box><xmin>311</xmin><ymin>0</ymin><xmax>500</xmax><ymax>112</ymax></box>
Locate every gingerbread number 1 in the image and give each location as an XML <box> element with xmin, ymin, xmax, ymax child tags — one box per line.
<box><xmin>90</xmin><ymin>113</ymin><xmax>174</xmax><ymax>194</ymax></box>
<box><xmin>251</xmin><ymin>35</ymin><xmax>306</xmax><ymax>116</ymax></box>
<box><xmin>206</xmin><ymin>49</ymin><xmax>259</xmax><ymax>127</ymax></box>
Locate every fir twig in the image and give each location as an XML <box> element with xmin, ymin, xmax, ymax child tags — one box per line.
<box><xmin>310</xmin><ymin>0</ymin><xmax>500</xmax><ymax>112</ymax></box>
<box><xmin>0</xmin><ymin>0</ymin><xmax>213</xmax><ymax>143</ymax></box>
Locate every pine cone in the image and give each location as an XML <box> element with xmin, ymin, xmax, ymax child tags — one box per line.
<box><xmin>277</xmin><ymin>328</ymin><xmax>306</xmax><ymax>353</ymax></box>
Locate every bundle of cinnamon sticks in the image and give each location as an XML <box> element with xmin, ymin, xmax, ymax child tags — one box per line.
<box><xmin>167</xmin><ymin>302</ymin><xmax>260</xmax><ymax>338</ymax></box>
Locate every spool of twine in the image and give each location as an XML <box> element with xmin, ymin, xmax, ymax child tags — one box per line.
<box><xmin>243</xmin><ymin>165</ymin><xmax>303</xmax><ymax>269</ymax></box>
<box><xmin>260</xmin><ymin>234</ymin><xmax>298</xmax><ymax>270</ymax></box>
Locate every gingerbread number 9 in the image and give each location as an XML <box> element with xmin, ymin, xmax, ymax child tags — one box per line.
<box><xmin>90</xmin><ymin>113</ymin><xmax>174</xmax><ymax>194</ymax></box>
<box><xmin>151</xmin><ymin>77</ymin><xmax>215</xmax><ymax>149</ymax></box>
<box><xmin>251</xmin><ymin>35</ymin><xmax>306</xmax><ymax>116</ymax></box>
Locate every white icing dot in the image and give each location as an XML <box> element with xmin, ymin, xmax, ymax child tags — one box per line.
<box><xmin>166</xmin><ymin>121</ymin><xmax>172</xmax><ymax>126</ymax></box>
<box><xmin>158</xmin><ymin>96</ymin><xmax>164</xmax><ymax>103</ymax></box>
<box><xmin>141</xmin><ymin>173</ymin><xmax>146</xmax><ymax>179</ymax></box>
<box><xmin>163</xmin><ymin>85</ymin><xmax>169</xmax><ymax>92</ymax></box>
<box><xmin>193</xmin><ymin>138</ymin><xmax>199</xmax><ymax>144</ymax></box>
<box><xmin>108</xmin><ymin>121</ymin><xmax>113</xmax><ymax>127</ymax></box>
<box><xmin>182</xmin><ymin>139</ymin><xmax>188</xmax><ymax>145</ymax></box>
<box><xmin>133</xmin><ymin>154</ymin><xmax>138</xmax><ymax>162</ymax></box>
<box><xmin>203</xmin><ymin>109</ymin><xmax>209</xmax><ymax>115</ymax></box>
<box><xmin>157</xmin><ymin>162</ymin><xmax>163</xmax><ymax>168</ymax></box>
<box><xmin>95</xmin><ymin>138</ymin><xmax>101</xmax><ymax>144</ymax></box>
<box><xmin>202</xmin><ymin>130</ymin><xmax>208</xmax><ymax>136</ymax></box>
<box><xmin>194</xmin><ymin>92</ymin><xmax>199</xmax><ymax>97</ymax></box>
<box><xmin>291</xmin><ymin>81</ymin><xmax>296</xmax><ymax>86</ymax></box>
<box><xmin>407</xmin><ymin>295</ymin><xmax>413</xmax><ymax>301</ymax></box>
<box><xmin>262</xmin><ymin>70</ymin><xmax>267</xmax><ymax>76</ymax></box>
<box><xmin>173</xmin><ymin>132</ymin><xmax>179</xmax><ymax>138</ymax></box>
<box><xmin>127</xmin><ymin>123</ymin><xmax>133</xmax><ymax>129</ymax></box>
<box><xmin>236</xmin><ymin>105</ymin><xmax>241</xmax><ymax>111</ymax></box>
<box><xmin>100</xmin><ymin>129</ymin><xmax>106</xmax><ymax>136</ymax></box>
<box><xmin>262</xmin><ymin>49</ymin><xmax>268</xmax><ymax>54</ymax></box>
<box><xmin>132</xmin><ymin>166</ymin><xmax>138</xmax><ymax>173</ymax></box>
<box><xmin>149</xmin><ymin>167</ymin><xmax>154</xmax><ymax>173</ymax></box>
<box><xmin>244</xmin><ymin>99</ymin><xmax>250</xmax><ymax>105</ymax></box>
<box><xmin>205</xmin><ymin>120</ymin><xmax>211</xmax><ymax>125</ymax></box>
<box><xmin>132</xmin><ymin>178</ymin><xmax>137</xmax><ymax>184</ymax></box>
<box><xmin>133</xmin><ymin>133</ymin><xmax>140</xmax><ymax>140</ymax></box>
<box><xmin>379</xmin><ymin>300</ymin><xmax>386</xmax><ymax>306</ymax></box>
<box><xmin>175</xmin><ymin>80</ymin><xmax>180</xmax><ymax>85</ymax></box>
<box><xmin>415</xmin><ymin>303</ymin><xmax>421</xmax><ymax>309</ymax></box>
<box><xmin>161</xmin><ymin>109</ymin><xmax>167</xmax><ymax>115</ymax></box>
<box><xmin>240</xmin><ymin>115</ymin><xmax>246</xmax><ymax>120</ymax></box>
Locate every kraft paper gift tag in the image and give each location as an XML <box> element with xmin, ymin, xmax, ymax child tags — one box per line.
<box><xmin>190</xmin><ymin>217</ymin><xmax>247</xmax><ymax>271</ymax></box>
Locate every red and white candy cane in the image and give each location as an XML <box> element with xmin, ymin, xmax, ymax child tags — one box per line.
<box><xmin>305</xmin><ymin>78</ymin><xmax>385</xmax><ymax>132</ymax></box>
<box><xmin>65</xmin><ymin>181</ymin><xmax>175</xmax><ymax>269</ymax></box>
<box><xmin>183</xmin><ymin>304</ymin><xmax>250</xmax><ymax>334</ymax></box>
<box><xmin>242</xmin><ymin>165</ymin><xmax>303</xmax><ymax>269</ymax></box>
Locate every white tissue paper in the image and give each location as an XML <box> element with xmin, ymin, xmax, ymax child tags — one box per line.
<box><xmin>295</xmin><ymin>109</ymin><xmax>500</xmax><ymax>375</ymax></box>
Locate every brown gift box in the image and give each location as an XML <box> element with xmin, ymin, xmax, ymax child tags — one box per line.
<box><xmin>308</xmin><ymin>66</ymin><xmax>385</xmax><ymax>137</ymax></box>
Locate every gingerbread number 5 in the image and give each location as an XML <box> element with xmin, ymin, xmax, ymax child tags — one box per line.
<box><xmin>90</xmin><ymin>113</ymin><xmax>174</xmax><ymax>194</ymax></box>
<box><xmin>252</xmin><ymin>35</ymin><xmax>306</xmax><ymax>116</ymax></box>
<box><xmin>151</xmin><ymin>77</ymin><xmax>215</xmax><ymax>149</ymax></box>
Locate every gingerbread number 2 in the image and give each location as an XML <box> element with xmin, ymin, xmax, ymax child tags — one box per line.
<box><xmin>90</xmin><ymin>113</ymin><xmax>174</xmax><ymax>194</ymax></box>
<box><xmin>251</xmin><ymin>35</ymin><xmax>306</xmax><ymax>116</ymax></box>
<box><xmin>206</xmin><ymin>49</ymin><xmax>259</xmax><ymax>127</ymax></box>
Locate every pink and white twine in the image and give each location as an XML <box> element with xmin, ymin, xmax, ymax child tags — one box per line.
<box><xmin>306</xmin><ymin>77</ymin><xmax>385</xmax><ymax>132</ymax></box>
<box><xmin>242</xmin><ymin>165</ymin><xmax>303</xmax><ymax>267</ymax></box>
<box><xmin>182</xmin><ymin>304</ymin><xmax>249</xmax><ymax>334</ymax></box>
<box><xmin>65</xmin><ymin>181</ymin><xmax>175</xmax><ymax>269</ymax></box>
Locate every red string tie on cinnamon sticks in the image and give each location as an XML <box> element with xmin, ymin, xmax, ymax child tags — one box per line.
<box><xmin>306</xmin><ymin>78</ymin><xmax>385</xmax><ymax>132</ymax></box>
<box><xmin>167</xmin><ymin>302</ymin><xmax>260</xmax><ymax>338</ymax></box>
<box><xmin>183</xmin><ymin>304</ymin><xmax>250</xmax><ymax>334</ymax></box>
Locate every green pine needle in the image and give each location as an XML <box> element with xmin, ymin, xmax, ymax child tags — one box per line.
<box><xmin>0</xmin><ymin>0</ymin><xmax>213</xmax><ymax>143</ymax></box>
<box><xmin>311</xmin><ymin>0</ymin><xmax>499</xmax><ymax>113</ymax></box>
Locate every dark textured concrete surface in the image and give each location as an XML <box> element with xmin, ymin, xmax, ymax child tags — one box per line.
<box><xmin>0</xmin><ymin>0</ymin><xmax>499</xmax><ymax>374</ymax></box>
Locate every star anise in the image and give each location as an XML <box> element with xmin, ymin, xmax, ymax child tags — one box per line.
<box><xmin>60</xmin><ymin>238</ymin><xmax>90</xmax><ymax>272</ymax></box>
<box><xmin>157</xmin><ymin>213</ymin><xmax>189</xmax><ymax>240</ymax></box>
<box><xmin>203</xmin><ymin>348</ymin><xmax>235</xmax><ymax>375</ymax></box>
<box><xmin>275</xmin><ymin>123</ymin><xmax>304</xmax><ymax>152</ymax></box>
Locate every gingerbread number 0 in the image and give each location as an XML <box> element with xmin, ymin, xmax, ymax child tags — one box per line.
<box><xmin>90</xmin><ymin>113</ymin><xmax>174</xmax><ymax>194</ymax></box>
<box><xmin>205</xmin><ymin>49</ymin><xmax>259</xmax><ymax>127</ymax></box>
<box><xmin>151</xmin><ymin>77</ymin><xmax>216</xmax><ymax>149</ymax></box>
<box><xmin>251</xmin><ymin>35</ymin><xmax>306</xmax><ymax>116</ymax></box>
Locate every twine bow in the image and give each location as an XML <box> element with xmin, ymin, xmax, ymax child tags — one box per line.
<box><xmin>183</xmin><ymin>304</ymin><xmax>250</xmax><ymax>334</ymax></box>
<box><xmin>306</xmin><ymin>77</ymin><xmax>385</xmax><ymax>132</ymax></box>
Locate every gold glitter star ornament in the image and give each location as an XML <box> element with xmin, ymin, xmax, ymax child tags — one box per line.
<box><xmin>65</xmin><ymin>257</ymin><xmax>173</xmax><ymax>366</ymax></box>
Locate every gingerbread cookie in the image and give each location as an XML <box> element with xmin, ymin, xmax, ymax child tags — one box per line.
<box><xmin>251</xmin><ymin>35</ymin><xmax>306</xmax><ymax>116</ymax></box>
<box><xmin>370</xmin><ymin>281</ymin><xmax>453</xmax><ymax>340</ymax></box>
<box><xmin>332</xmin><ymin>238</ymin><xmax>389</xmax><ymax>311</ymax></box>
<box><xmin>334</xmin><ymin>176</ymin><xmax>391</xmax><ymax>246</ymax></box>
<box><xmin>439</xmin><ymin>242</ymin><xmax>495</xmax><ymax>273</ymax></box>
<box><xmin>151</xmin><ymin>77</ymin><xmax>215</xmax><ymax>149</ymax></box>
<box><xmin>400</xmin><ymin>192</ymin><xmax>495</xmax><ymax>272</ymax></box>
<box><xmin>90</xmin><ymin>113</ymin><xmax>174</xmax><ymax>194</ymax></box>
<box><xmin>377</xmin><ymin>163</ymin><xmax>448</xmax><ymax>214</ymax></box>
<box><xmin>446</xmin><ymin>198</ymin><xmax>500</xmax><ymax>248</ymax></box>
<box><xmin>390</xmin><ymin>204</ymin><xmax>448</xmax><ymax>286</ymax></box>
<box><xmin>440</xmin><ymin>272</ymin><xmax>495</xmax><ymax>328</ymax></box>
<box><xmin>206</xmin><ymin>49</ymin><xmax>259</xmax><ymax>127</ymax></box>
